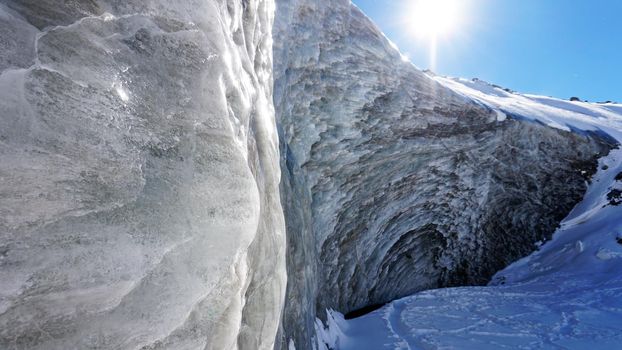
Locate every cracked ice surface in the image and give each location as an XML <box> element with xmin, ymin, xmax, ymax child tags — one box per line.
<box><xmin>0</xmin><ymin>1</ymin><xmax>285</xmax><ymax>349</ymax></box>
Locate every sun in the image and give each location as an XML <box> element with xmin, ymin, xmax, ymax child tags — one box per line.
<box><xmin>399</xmin><ymin>0</ymin><xmax>466</xmax><ymax>70</ymax></box>
<box><xmin>407</xmin><ymin>0</ymin><xmax>462</xmax><ymax>38</ymax></box>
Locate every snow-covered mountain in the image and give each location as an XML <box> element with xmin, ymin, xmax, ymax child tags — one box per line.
<box><xmin>0</xmin><ymin>1</ymin><xmax>620</xmax><ymax>350</ymax></box>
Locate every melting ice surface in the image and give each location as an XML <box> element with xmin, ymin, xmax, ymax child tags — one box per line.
<box><xmin>318</xmin><ymin>80</ymin><xmax>622</xmax><ymax>350</ymax></box>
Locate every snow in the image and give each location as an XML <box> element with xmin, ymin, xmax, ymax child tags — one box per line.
<box><xmin>315</xmin><ymin>310</ymin><xmax>350</xmax><ymax>350</ymax></box>
<box><xmin>434</xmin><ymin>76</ymin><xmax>622</xmax><ymax>139</ymax></box>
<box><xmin>320</xmin><ymin>82</ymin><xmax>622</xmax><ymax>349</ymax></box>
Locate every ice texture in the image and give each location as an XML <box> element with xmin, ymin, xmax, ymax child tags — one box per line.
<box><xmin>0</xmin><ymin>1</ymin><xmax>285</xmax><ymax>349</ymax></box>
<box><xmin>331</xmin><ymin>145</ymin><xmax>622</xmax><ymax>350</ymax></box>
<box><xmin>1</xmin><ymin>0</ymin><xmax>621</xmax><ymax>349</ymax></box>
<box><xmin>273</xmin><ymin>1</ymin><xmax>618</xmax><ymax>348</ymax></box>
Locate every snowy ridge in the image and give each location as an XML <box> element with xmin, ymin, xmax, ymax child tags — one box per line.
<box><xmin>322</xmin><ymin>82</ymin><xmax>622</xmax><ymax>349</ymax></box>
<box><xmin>435</xmin><ymin>75</ymin><xmax>622</xmax><ymax>139</ymax></box>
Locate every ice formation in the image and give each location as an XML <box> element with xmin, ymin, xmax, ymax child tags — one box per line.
<box><xmin>0</xmin><ymin>1</ymin><xmax>285</xmax><ymax>349</ymax></box>
<box><xmin>273</xmin><ymin>1</ymin><xmax>618</xmax><ymax>348</ymax></box>
<box><xmin>0</xmin><ymin>0</ymin><xmax>620</xmax><ymax>349</ymax></box>
<box><xmin>316</xmin><ymin>80</ymin><xmax>622</xmax><ymax>350</ymax></box>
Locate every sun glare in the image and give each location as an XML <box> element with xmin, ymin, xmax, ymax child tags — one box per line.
<box><xmin>401</xmin><ymin>0</ymin><xmax>465</xmax><ymax>71</ymax></box>
<box><xmin>408</xmin><ymin>0</ymin><xmax>462</xmax><ymax>38</ymax></box>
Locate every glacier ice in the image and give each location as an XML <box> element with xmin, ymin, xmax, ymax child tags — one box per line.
<box><xmin>329</xmin><ymin>147</ymin><xmax>622</xmax><ymax>350</ymax></box>
<box><xmin>0</xmin><ymin>1</ymin><xmax>285</xmax><ymax>349</ymax></box>
<box><xmin>1</xmin><ymin>0</ymin><xmax>621</xmax><ymax>349</ymax></box>
<box><xmin>273</xmin><ymin>0</ymin><xmax>618</xmax><ymax>348</ymax></box>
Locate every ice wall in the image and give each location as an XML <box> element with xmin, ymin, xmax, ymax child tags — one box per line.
<box><xmin>0</xmin><ymin>1</ymin><xmax>618</xmax><ymax>349</ymax></box>
<box><xmin>0</xmin><ymin>1</ymin><xmax>285</xmax><ymax>349</ymax></box>
<box><xmin>272</xmin><ymin>1</ymin><xmax>616</xmax><ymax>348</ymax></box>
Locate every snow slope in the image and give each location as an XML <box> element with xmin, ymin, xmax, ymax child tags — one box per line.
<box><xmin>435</xmin><ymin>76</ymin><xmax>622</xmax><ymax>138</ymax></box>
<box><xmin>320</xmin><ymin>82</ymin><xmax>622</xmax><ymax>349</ymax></box>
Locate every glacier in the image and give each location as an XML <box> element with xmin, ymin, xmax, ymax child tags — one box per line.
<box><xmin>0</xmin><ymin>0</ymin><xmax>621</xmax><ymax>349</ymax></box>
<box><xmin>316</xmin><ymin>80</ymin><xmax>622</xmax><ymax>350</ymax></box>
<box><xmin>0</xmin><ymin>1</ymin><xmax>285</xmax><ymax>349</ymax></box>
<box><xmin>273</xmin><ymin>1</ymin><xmax>618</xmax><ymax>348</ymax></box>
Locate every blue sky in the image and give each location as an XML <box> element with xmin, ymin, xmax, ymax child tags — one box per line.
<box><xmin>352</xmin><ymin>0</ymin><xmax>622</xmax><ymax>102</ymax></box>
